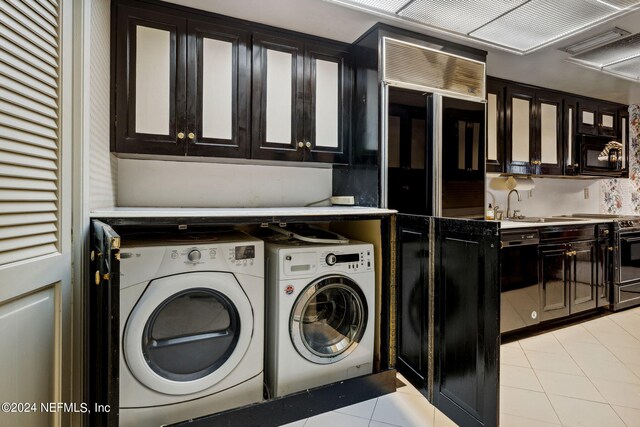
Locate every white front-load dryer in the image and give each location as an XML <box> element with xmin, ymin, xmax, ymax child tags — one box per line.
<box><xmin>265</xmin><ymin>239</ymin><xmax>375</xmax><ymax>397</ymax></box>
<box><xmin>118</xmin><ymin>231</ymin><xmax>264</xmax><ymax>427</ymax></box>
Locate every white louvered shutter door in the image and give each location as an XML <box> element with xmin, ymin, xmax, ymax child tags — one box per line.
<box><xmin>0</xmin><ymin>0</ymin><xmax>60</xmax><ymax>266</ymax></box>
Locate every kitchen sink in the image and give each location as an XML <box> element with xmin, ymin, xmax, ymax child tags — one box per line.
<box><xmin>505</xmin><ymin>217</ymin><xmax>589</xmax><ymax>223</ymax></box>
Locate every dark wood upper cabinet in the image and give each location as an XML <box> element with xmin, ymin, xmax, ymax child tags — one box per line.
<box><xmin>252</xmin><ymin>32</ymin><xmax>350</xmax><ymax>163</ymax></box>
<box><xmin>536</xmin><ymin>90</ymin><xmax>563</xmax><ymax>175</ymax></box>
<box><xmin>490</xmin><ymin>76</ymin><xmax>628</xmax><ymax>177</ymax></box>
<box><xmin>486</xmin><ymin>78</ymin><xmax>504</xmax><ymax>173</ymax></box>
<box><xmin>113</xmin><ymin>4</ymin><xmax>187</xmax><ymax>156</ymax></box>
<box><xmin>505</xmin><ymin>83</ymin><xmax>536</xmax><ymax>175</ymax></box>
<box><xmin>113</xmin><ymin>1</ymin><xmax>351</xmax><ymax>164</ymax></box>
<box><xmin>113</xmin><ymin>4</ymin><xmax>249</xmax><ymax>158</ymax></box>
<box><xmin>186</xmin><ymin>20</ymin><xmax>250</xmax><ymax>158</ymax></box>
<box><xmin>563</xmin><ymin>96</ymin><xmax>579</xmax><ymax>175</ymax></box>
<box><xmin>578</xmin><ymin>99</ymin><xmax>618</xmax><ymax>137</ymax></box>
<box><xmin>505</xmin><ymin>84</ymin><xmax>564</xmax><ymax>175</ymax></box>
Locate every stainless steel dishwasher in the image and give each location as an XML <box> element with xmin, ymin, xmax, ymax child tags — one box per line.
<box><xmin>501</xmin><ymin>229</ymin><xmax>540</xmax><ymax>333</ymax></box>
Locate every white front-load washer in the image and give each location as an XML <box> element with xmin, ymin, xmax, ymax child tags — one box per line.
<box><xmin>118</xmin><ymin>231</ymin><xmax>264</xmax><ymax>427</ymax></box>
<box><xmin>265</xmin><ymin>238</ymin><xmax>375</xmax><ymax>398</ymax></box>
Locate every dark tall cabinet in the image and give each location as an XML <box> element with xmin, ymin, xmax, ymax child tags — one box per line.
<box><xmin>433</xmin><ymin>219</ymin><xmax>500</xmax><ymax>427</ymax></box>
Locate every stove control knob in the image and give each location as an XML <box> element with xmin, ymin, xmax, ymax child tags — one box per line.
<box><xmin>326</xmin><ymin>253</ymin><xmax>337</xmax><ymax>266</ymax></box>
<box><xmin>188</xmin><ymin>250</ymin><xmax>201</xmax><ymax>262</ymax></box>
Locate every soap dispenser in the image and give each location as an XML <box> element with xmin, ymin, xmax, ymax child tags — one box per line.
<box><xmin>486</xmin><ymin>203</ymin><xmax>495</xmax><ymax>220</ymax></box>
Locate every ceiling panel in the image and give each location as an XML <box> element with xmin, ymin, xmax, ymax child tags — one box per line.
<box><xmin>470</xmin><ymin>0</ymin><xmax>617</xmax><ymax>52</ymax></box>
<box><xmin>604</xmin><ymin>55</ymin><xmax>640</xmax><ymax>79</ymax></box>
<box><xmin>572</xmin><ymin>32</ymin><xmax>640</xmax><ymax>66</ymax></box>
<box><xmin>398</xmin><ymin>0</ymin><xmax>528</xmax><ymax>34</ymax></box>
<box><xmin>596</xmin><ymin>0</ymin><xmax>640</xmax><ymax>9</ymax></box>
<box><xmin>341</xmin><ymin>0</ymin><xmax>410</xmax><ymax>13</ymax></box>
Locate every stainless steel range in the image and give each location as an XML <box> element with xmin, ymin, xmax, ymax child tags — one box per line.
<box><xmin>572</xmin><ymin>214</ymin><xmax>640</xmax><ymax>311</ymax></box>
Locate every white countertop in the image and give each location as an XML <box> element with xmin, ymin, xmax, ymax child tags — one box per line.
<box><xmin>90</xmin><ymin>206</ymin><xmax>397</xmax><ymax>218</ymax></box>
<box><xmin>498</xmin><ymin>218</ymin><xmax>613</xmax><ymax>229</ymax></box>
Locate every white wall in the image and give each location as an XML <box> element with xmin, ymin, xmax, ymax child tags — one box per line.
<box><xmin>117</xmin><ymin>159</ymin><xmax>333</xmax><ymax>208</ymax></box>
<box><xmin>486</xmin><ymin>174</ymin><xmax>601</xmax><ymax>217</ymax></box>
<box><xmin>89</xmin><ymin>0</ymin><xmax>117</xmax><ymax>210</ymax></box>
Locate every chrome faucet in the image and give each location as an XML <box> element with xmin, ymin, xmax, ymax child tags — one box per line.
<box><xmin>507</xmin><ymin>189</ymin><xmax>521</xmax><ymax>218</ymax></box>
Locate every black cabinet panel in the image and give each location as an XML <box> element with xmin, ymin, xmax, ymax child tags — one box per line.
<box><xmin>251</xmin><ymin>32</ymin><xmax>305</xmax><ymax>161</ymax></box>
<box><xmin>486</xmin><ymin>78</ymin><xmax>504</xmax><ymax>173</ymax></box>
<box><xmin>396</xmin><ymin>214</ymin><xmax>430</xmax><ymax>393</ymax></box>
<box><xmin>570</xmin><ymin>240</ymin><xmax>597</xmax><ymax>313</ymax></box>
<box><xmin>434</xmin><ymin>219</ymin><xmax>499</xmax><ymax>427</ymax></box>
<box><xmin>88</xmin><ymin>221</ymin><xmax>121</xmax><ymax>427</ymax></box>
<box><xmin>113</xmin><ymin>4</ymin><xmax>187</xmax><ymax>155</ymax></box>
<box><xmin>578</xmin><ymin>99</ymin><xmax>618</xmax><ymax>137</ymax></box>
<box><xmin>186</xmin><ymin>20</ymin><xmax>250</xmax><ymax>158</ymax></box>
<box><xmin>536</xmin><ymin>90</ymin><xmax>563</xmax><ymax>175</ymax></box>
<box><xmin>539</xmin><ymin>244</ymin><xmax>570</xmax><ymax>321</ymax></box>
<box><xmin>305</xmin><ymin>43</ymin><xmax>351</xmax><ymax>163</ymax></box>
<box><xmin>505</xmin><ymin>84</ymin><xmax>535</xmax><ymax>175</ymax></box>
<box><xmin>252</xmin><ymin>33</ymin><xmax>350</xmax><ymax>163</ymax></box>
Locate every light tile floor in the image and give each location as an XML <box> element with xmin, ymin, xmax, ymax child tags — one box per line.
<box><xmin>281</xmin><ymin>306</ymin><xmax>640</xmax><ymax>427</ymax></box>
<box><xmin>501</xmin><ymin>306</ymin><xmax>640</xmax><ymax>427</ymax></box>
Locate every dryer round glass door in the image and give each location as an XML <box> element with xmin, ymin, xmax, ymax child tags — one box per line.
<box><xmin>290</xmin><ymin>275</ymin><xmax>367</xmax><ymax>364</ymax></box>
<box><xmin>124</xmin><ymin>272</ymin><xmax>254</xmax><ymax>395</ymax></box>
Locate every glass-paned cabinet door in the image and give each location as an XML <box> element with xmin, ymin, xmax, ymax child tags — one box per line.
<box><xmin>537</xmin><ymin>92</ymin><xmax>563</xmax><ymax>175</ymax></box>
<box><xmin>511</xmin><ymin>98</ymin><xmax>531</xmax><ymax>162</ymax></box>
<box><xmin>506</xmin><ymin>84</ymin><xmax>535</xmax><ymax>174</ymax></box>
<box><xmin>114</xmin><ymin>5</ymin><xmax>187</xmax><ymax>155</ymax></box>
<box><xmin>188</xmin><ymin>21</ymin><xmax>250</xmax><ymax>158</ymax></box>
<box><xmin>251</xmin><ymin>33</ymin><xmax>305</xmax><ymax>161</ymax></box>
<box><xmin>306</xmin><ymin>45</ymin><xmax>350</xmax><ymax>163</ymax></box>
<box><xmin>486</xmin><ymin>78</ymin><xmax>504</xmax><ymax>173</ymax></box>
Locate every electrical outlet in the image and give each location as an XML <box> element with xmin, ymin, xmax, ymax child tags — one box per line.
<box><xmin>584</xmin><ymin>188</ymin><xmax>590</xmax><ymax>199</ymax></box>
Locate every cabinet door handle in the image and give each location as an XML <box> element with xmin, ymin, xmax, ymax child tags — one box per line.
<box><xmin>297</xmin><ymin>141</ymin><xmax>304</xmax><ymax>148</ymax></box>
<box><xmin>574</xmin><ymin>163</ymin><xmax>579</xmax><ymax>168</ymax></box>
<box><xmin>188</xmin><ymin>132</ymin><xmax>195</xmax><ymax>140</ymax></box>
<box><xmin>608</xmin><ymin>246</ymin><xmax>614</xmax><ymax>252</ymax></box>
<box><xmin>305</xmin><ymin>141</ymin><xmax>312</xmax><ymax>149</ymax></box>
<box><xmin>177</xmin><ymin>132</ymin><xmax>185</xmax><ymax>140</ymax></box>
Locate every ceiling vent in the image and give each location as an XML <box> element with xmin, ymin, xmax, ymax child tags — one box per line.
<box><xmin>565</xmin><ymin>31</ymin><xmax>640</xmax><ymax>81</ymax></box>
<box><xmin>560</xmin><ymin>27</ymin><xmax>630</xmax><ymax>54</ymax></box>
<box><xmin>324</xmin><ymin>0</ymin><xmax>640</xmax><ymax>54</ymax></box>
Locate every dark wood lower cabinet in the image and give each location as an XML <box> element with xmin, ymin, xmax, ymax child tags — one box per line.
<box><xmin>395</xmin><ymin>216</ymin><xmax>500</xmax><ymax>427</ymax></box>
<box><xmin>433</xmin><ymin>219</ymin><xmax>500</xmax><ymax>427</ymax></box>
<box><xmin>570</xmin><ymin>240</ymin><xmax>597</xmax><ymax>313</ymax></box>
<box><xmin>539</xmin><ymin>244</ymin><xmax>570</xmax><ymax>321</ymax></box>
<box><xmin>395</xmin><ymin>214</ymin><xmax>430</xmax><ymax>393</ymax></box>
<box><xmin>539</xmin><ymin>239</ymin><xmax>597</xmax><ymax>322</ymax></box>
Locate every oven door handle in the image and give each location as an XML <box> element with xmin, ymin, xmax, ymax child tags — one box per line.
<box><xmin>620</xmin><ymin>237</ymin><xmax>640</xmax><ymax>244</ymax></box>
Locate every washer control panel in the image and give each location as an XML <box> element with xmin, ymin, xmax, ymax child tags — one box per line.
<box><xmin>320</xmin><ymin>246</ymin><xmax>374</xmax><ymax>273</ymax></box>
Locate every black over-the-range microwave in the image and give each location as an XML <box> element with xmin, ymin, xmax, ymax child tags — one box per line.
<box><xmin>578</xmin><ymin>134</ymin><xmax>626</xmax><ymax>177</ymax></box>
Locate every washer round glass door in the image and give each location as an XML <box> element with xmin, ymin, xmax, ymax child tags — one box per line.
<box><xmin>124</xmin><ymin>272</ymin><xmax>253</xmax><ymax>395</ymax></box>
<box><xmin>290</xmin><ymin>275</ymin><xmax>367</xmax><ymax>364</ymax></box>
